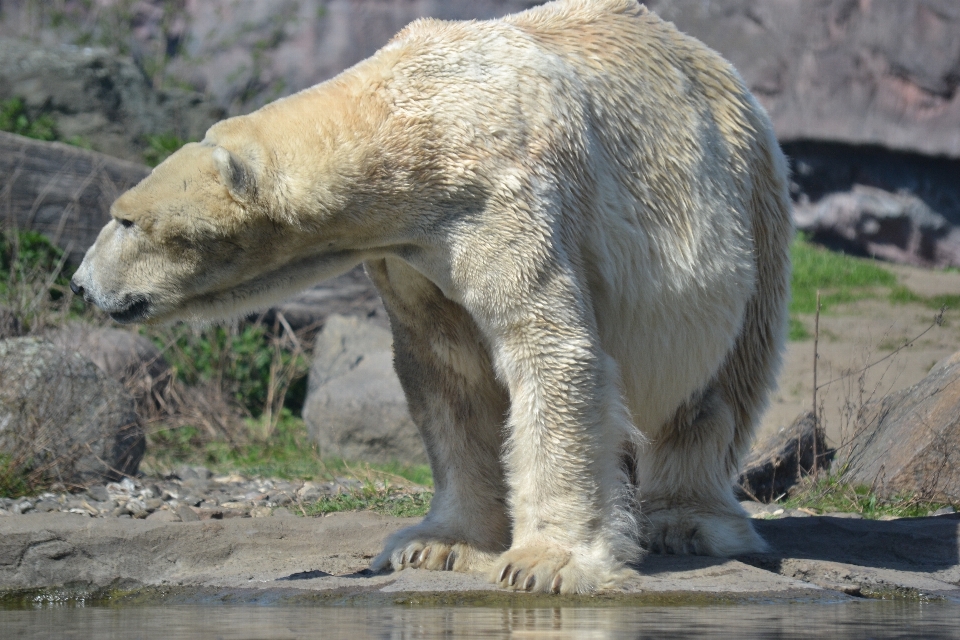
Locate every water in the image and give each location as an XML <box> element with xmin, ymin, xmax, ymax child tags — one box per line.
<box><xmin>2</xmin><ymin>601</ymin><xmax>959</xmax><ymax>639</ymax></box>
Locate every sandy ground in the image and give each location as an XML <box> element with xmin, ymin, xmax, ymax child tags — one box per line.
<box><xmin>760</xmin><ymin>263</ymin><xmax>960</xmax><ymax>447</ymax></box>
<box><xmin>1</xmin><ymin>510</ymin><xmax>957</xmax><ymax>603</ymax></box>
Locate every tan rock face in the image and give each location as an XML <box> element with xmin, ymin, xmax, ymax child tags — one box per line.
<box><xmin>838</xmin><ymin>350</ymin><xmax>960</xmax><ymax>501</ymax></box>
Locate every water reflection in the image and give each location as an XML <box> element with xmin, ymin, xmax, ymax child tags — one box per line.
<box><xmin>2</xmin><ymin>602</ymin><xmax>958</xmax><ymax>639</ymax></box>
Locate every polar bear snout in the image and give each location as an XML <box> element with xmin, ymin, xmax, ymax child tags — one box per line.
<box><xmin>70</xmin><ymin>259</ymin><xmax>154</xmax><ymax>324</ymax></box>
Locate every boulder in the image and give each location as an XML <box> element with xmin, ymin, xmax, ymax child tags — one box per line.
<box><xmin>836</xmin><ymin>350</ymin><xmax>960</xmax><ymax>502</ymax></box>
<box><xmin>0</xmin><ymin>37</ymin><xmax>222</xmax><ymax>162</ymax></box>
<box><xmin>303</xmin><ymin>314</ymin><xmax>424</xmax><ymax>464</ymax></box>
<box><xmin>737</xmin><ymin>412</ymin><xmax>832</xmax><ymax>503</ymax></box>
<box><xmin>45</xmin><ymin>323</ymin><xmax>173</xmax><ymax>417</ymax></box>
<box><xmin>793</xmin><ymin>185</ymin><xmax>960</xmax><ymax>268</ymax></box>
<box><xmin>256</xmin><ymin>265</ymin><xmax>389</xmax><ymax>336</ymax></box>
<box><xmin>0</xmin><ymin>131</ymin><xmax>149</xmax><ymax>265</ymax></box>
<box><xmin>0</xmin><ymin>337</ymin><xmax>144</xmax><ymax>486</ymax></box>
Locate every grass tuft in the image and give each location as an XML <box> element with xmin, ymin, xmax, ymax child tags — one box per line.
<box><xmin>301</xmin><ymin>487</ymin><xmax>432</xmax><ymax>518</ymax></box>
<box><xmin>0</xmin><ymin>97</ymin><xmax>58</xmax><ymax>141</ymax></box>
<box><xmin>142</xmin><ymin>414</ymin><xmax>433</xmax><ymax>487</ymax></box>
<box><xmin>143</xmin><ymin>133</ymin><xmax>189</xmax><ymax>167</ymax></box>
<box><xmin>789</xmin><ymin>235</ymin><xmax>897</xmax><ymax>316</ymax></box>
<box><xmin>779</xmin><ymin>472</ymin><xmax>952</xmax><ymax>519</ymax></box>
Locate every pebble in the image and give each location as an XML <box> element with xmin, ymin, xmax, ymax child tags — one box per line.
<box><xmin>0</xmin><ymin>466</ymin><xmax>364</xmax><ymax>522</ymax></box>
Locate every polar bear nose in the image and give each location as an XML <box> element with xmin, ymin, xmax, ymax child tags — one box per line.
<box><xmin>69</xmin><ymin>278</ymin><xmax>84</xmax><ymax>297</ymax></box>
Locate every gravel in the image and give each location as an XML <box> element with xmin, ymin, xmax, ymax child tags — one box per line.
<box><xmin>0</xmin><ymin>466</ymin><xmax>367</xmax><ymax>522</ymax></box>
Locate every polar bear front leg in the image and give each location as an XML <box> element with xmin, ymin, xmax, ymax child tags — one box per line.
<box><xmin>366</xmin><ymin>259</ymin><xmax>512</xmax><ymax>574</ymax></box>
<box><xmin>465</xmin><ymin>273</ymin><xmax>641</xmax><ymax>594</ymax></box>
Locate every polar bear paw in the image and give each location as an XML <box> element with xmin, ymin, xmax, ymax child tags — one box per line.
<box><xmin>491</xmin><ymin>546</ymin><xmax>630</xmax><ymax>594</ymax></box>
<box><xmin>643</xmin><ymin>506</ymin><xmax>768</xmax><ymax>556</ymax></box>
<box><xmin>370</xmin><ymin>528</ymin><xmax>500</xmax><ymax>574</ymax></box>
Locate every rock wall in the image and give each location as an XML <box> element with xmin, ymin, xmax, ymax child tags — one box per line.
<box><xmin>648</xmin><ymin>0</ymin><xmax>960</xmax><ymax>159</ymax></box>
<box><xmin>0</xmin><ymin>37</ymin><xmax>222</xmax><ymax>162</ymax></box>
<box><xmin>3</xmin><ymin>1</ymin><xmax>958</xmax><ymax>159</ymax></box>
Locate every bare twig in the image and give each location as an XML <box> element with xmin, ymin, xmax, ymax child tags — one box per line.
<box><xmin>816</xmin><ymin>306</ymin><xmax>946</xmax><ymax>391</ymax></box>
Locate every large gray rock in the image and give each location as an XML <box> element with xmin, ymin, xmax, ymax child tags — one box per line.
<box><xmin>0</xmin><ymin>37</ymin><xmax>222</xmax><ymax>162</ymax></box>
<box><xmin>0</xmin><ymin>131</ymin><xmax>149</xmax><ymax>265</ymax></box>
<box><xmin>738</xmin><ymin>412</ymin><xmax>832</xmax><ymax>503</ymax></box>
<box><xmin>45</xmin><ymin>323</ymin><xmax>173</xmax><ymax>418</ymax></box>
<box><xmin>794</xmin><ymin>185</ymin><xmax>960</xmax><ymax>268</ymax></box>
<box><xmin>258</xmin><ymin>265</ymin><xmax>389</xmax><ymax>335</ymax></box>
<box><xmin>0</xmin><ymin>337</ymin><xmax>144</xmax><ymax>485</ymax></box>
<box><xmin>835</xmin><ymin>350</ymin><xmax>960</xmax><ymax>502</ymax></box>
<box><xmin>303</xmin><ymin>314</ymin><xmax>424</xmax><ymax>464</ymax></box>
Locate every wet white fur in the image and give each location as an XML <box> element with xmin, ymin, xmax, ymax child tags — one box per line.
<box><xmin>73</xmin><ymin>0</ymin><xmax>792</xmax><ymax>593</ymax></box>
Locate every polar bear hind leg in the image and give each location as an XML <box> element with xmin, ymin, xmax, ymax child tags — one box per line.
<box><xmin>636</xmin><ymin>386</ymin><xmax>767</xmax><ymax>556</ymax></box>
<box><xmin>636</xmin><ymin>125</ymin><xmax>791</xmax><ymax>558</ymax></box>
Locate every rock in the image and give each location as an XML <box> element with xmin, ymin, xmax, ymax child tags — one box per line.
<box><xmin>647</xmin><ymin>0</ymin><xmax>960</xmax><ymax>159</ymax></box>
<box><xmin>175</xmin><ymin>505</ymin><xmax>200</xmax><ymax>523</ymax></box>
<box><xmin>176</xmin><ymin>466</ymin><xmax>212</xmax><ymax>482</ymax></box>
<box><xmin>33</xmin><ymin>500</ymin><xmax>59</xmax><ymax>513</ymax></box>
<box><xmin>10</xmin><ymin>1</ymin><xmax>960</xmax><ymax>158</ymax></box>
<box><xmin>303</xmin><ymin>315</ymin><xmax>424</xmax><ymax>464</ymax></box>
<box><xmin>793</xmin><ymin>185</ymin><xmax>960</xmax><ymax>268</ymax></box>
<box><xmin>256</xmin><ymin>265</ymin><xmax>389</xmax><ymax>335</ymax></box>
<box><xmin>836</xmin><ymin>350</ymin><xmax>960</xmax><ymax>502</ymax></box>
<box><xmin>86</xmin><ymin>486</ymin><xmax>110</xmax><ymax>503</ymax></box>
<box><xmin>645</xmin><ymin>2</ymin><xmax>960</xmax><ymax>232</ymax></box>
<box><xmin>145</xmin><ymin>509</ymin><xmax>176</xmax><ymax>523</ymax></box>
<box><xmin>0</xmin><ymin>131</ymin><xmax>149</xmax><ymax>265</ymax></box>
<box><xmin>739</xmin><ymin>501</ymin><xmax>784</xmax><ymax>519</ymax></box>
<box><xmin>0</xmin><ymin>510</ymin><xmax>958</xmax><ymax>602</ymax></box>
<box><xmin>0</xmin><ymin>338</ymin><xmax>145</xmax><ymax>485</ymax></box>
<box><xmin>0</xmin><ymin>37</ymin><xmax>222</xmax><ymax>162</ymax></box>
<box><xmin>737</xmin><ymin>412</ymin><xmax>832</xmax><ymax>503</ymax></box>
<box><xmin>46</xmin><ymin>323</ymin><xmax>173</xmax><ymax>417</ymax></box>
<box><xmin>822</xmin><ymin>512</ymin><xmax>865</xmax><ymax>520</ymax></box>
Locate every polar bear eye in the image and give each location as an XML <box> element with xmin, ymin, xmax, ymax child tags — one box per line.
<box><xmin>117</xmin><ymin>218</ymin><xmax>135</xmax><ymax>229</ymax></box>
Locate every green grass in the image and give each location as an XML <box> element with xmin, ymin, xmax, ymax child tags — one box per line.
<box><xmin>301</xmin><ymin>487</ymin><xmax>432</xmax><ymax>518</ymax></box>
<box><xmin>144</xmin><ymin>414</ymin><xmax>433</xmax><ymax>488</ymax></box>
<box><xmin>789</xmin><ymin>236</ymin><xmax>897</xmax><ymax>315</ymax></box>
<box><xmin>143</xmin><ymin>133</ymin><xmax>189</xmax><ymax>167</ymax></box>
<box><xmin>0</xmin><ymin>98</ymin><xmax>57</xmax><ymax>141</ymax></box>
<box><xmin>0</xmin><ymin>454</ymin><xmax>32</xmax><ymax>499</ymax></box>
<box><xmin>146</xmin><ymin>323</ymin><xmax>308</xmax><ymax>418</ymax></box>
<box><xmin>787</xmin><ymin>235</ymin><xmax>960</xmax><ymax>340</ymax></box>
<box><xmin>888</xmin><ymin>285</ymin><xmax>960</xmax><ymax>311</ymax></box>
<box><xmin>778</xmin><ymin>473</ymin><xmax>952</xmax><ymax>520</ymax></box>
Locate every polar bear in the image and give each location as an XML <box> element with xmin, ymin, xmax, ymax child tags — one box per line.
<box><xmin>71</xmin><ymin>0</ymin><xmax>792</xmax><ymax>593</ymax></box>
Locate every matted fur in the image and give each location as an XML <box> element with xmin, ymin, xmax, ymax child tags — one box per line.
<box><xmin>72</xmin><ymin>0</ymin><xmax>792</xmax><ymax>593</ymax></box>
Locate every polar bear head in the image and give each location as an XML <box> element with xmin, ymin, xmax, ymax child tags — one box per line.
<box><xmin>70</xmin><ymin>111</ymin><xmax>387</xmax><ymax>324</ymax></box>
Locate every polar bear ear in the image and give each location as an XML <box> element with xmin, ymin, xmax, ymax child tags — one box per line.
<box><xmin>212</xmin><ymin>146</ymin><xmax>255</xmax><ymax>202</ymax></box>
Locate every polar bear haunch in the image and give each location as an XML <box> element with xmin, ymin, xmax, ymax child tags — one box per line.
<box><xmin>72</xmin><ymin>0</ymin><xmax>792</xmax><ymax>593</ymax></box>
